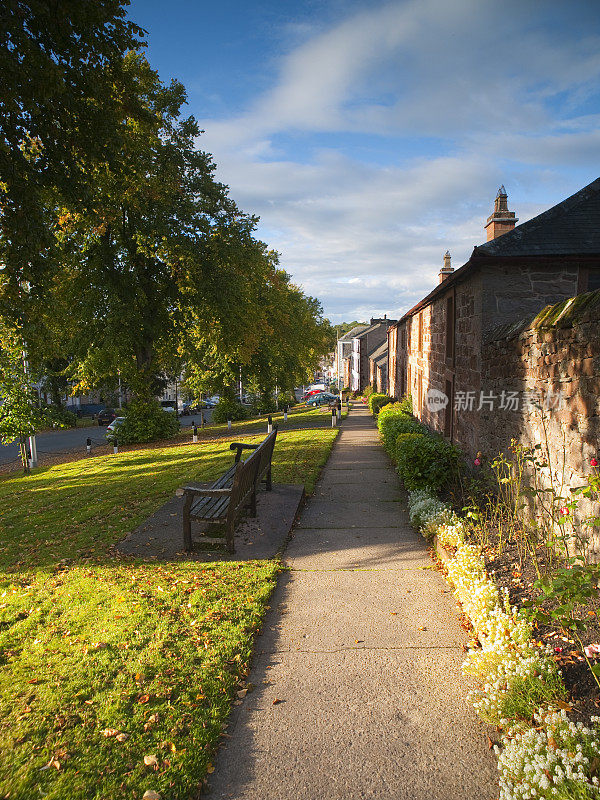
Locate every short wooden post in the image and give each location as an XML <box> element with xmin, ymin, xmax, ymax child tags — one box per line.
<box><xmin>267</xmin><ymin>415</ymin><xmax>272</xmax><ymax>433</ymax></box>
<box><xmin>86</xmin><ymin>437</ymin><xmax>92</xmax><ymax>455</ymax></box>
<box><xmin>227</xmin><ymin>419</ymin><xmax>232</xmax><ymax>431</ymax></box>
<box><xmin>331</xmin><ymin>408</ymin><xmax>337</xmax><ymax>427</ymax></box>
<box><xmin>193</xmin><ymin>423</ymin><xmax>198</xmax><ymax>443</ymax></box>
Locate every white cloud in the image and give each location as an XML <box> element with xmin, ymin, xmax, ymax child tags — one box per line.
<box><xmin>192</xmin><ymin>0</ymin><xmax>600</xmax><ymax>322</ymax></box>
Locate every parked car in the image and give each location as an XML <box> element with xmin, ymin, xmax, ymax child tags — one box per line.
<box><xmin>181</xmin><ymin>401</ymin><xmax>210</xmax><ymax>414</ymax></box>
<box><xmin>105</xmin><ymin>417</ymin><xmax>125</xmax><ymax>441</ymax></box>
<box><xmin>302</xmin><ymin>389</ymin><xmax>324</xmax><ymax>401</ymax></box>
<box><xmin>306</xmin><ymin>392</ymin><xmax>338</xmax><ymax>406</ymax></box>
<box><xmin>204</xmin><ymin>395</ymin><xmax>220</xmax><ymax>407</ymax></box>
<box><xmin>97</xmin><ymin>408</ymin><xmax>117</xmax><ymax>426</ymax></box>
<box><xmin>160</xmin><ymin>401</ymin><xmax>177</xmax><ymax>413</ymax></box>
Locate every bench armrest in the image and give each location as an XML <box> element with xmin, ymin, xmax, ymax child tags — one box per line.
<box><xmin>229</xmin><ymin>442</ymin><xmax>259</xmax><ymax>452</ymax></box>
<box><xmin>182</xmin><ymin>486</ymin><xmax>232</xmax><ymax>497</ymax></box>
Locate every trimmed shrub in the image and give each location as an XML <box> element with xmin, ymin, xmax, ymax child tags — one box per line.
<box><xmin>368</xmin><ymin>393</ymin><xmax>392</xmax><ymax>415</ymax></box>
<box><xmin>398</xmin><ymin>394</ymin><xmax>412</xmax><ymax>414</ymax></box>
<box><xmin>43</xmin><ymin>406</ymin><xmax>77</xmax><ymax>429</ymax></box>
<box><xmin>363</xmin><ymin>385</ymin><xmax>374</xmax><ymax>399</ymax></box>
<box><xmin>395</xmin><ymin>431</ymin><xmax>460</xmax><ymax>492</ymax></box>
<box><xmin>116</xmin><ymin>398</ymin><xmax>180</xmax><ymax>444</ymax></box>
<box><xmin>377</xmin><ymin>402</ymin><xmax>422</xmax><ymax>455</ymax></box>
<box><xmin>212</xmin><ymin>398</ymin><xmax>249</xmax><ymax>424</ymax></box>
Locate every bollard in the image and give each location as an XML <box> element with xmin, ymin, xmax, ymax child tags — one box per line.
<box><xmin>86</xmin><ymin>437</ymin><xmax>92</xmax><ymax>455</ymax></box>
<box><xmin>193</xmin><ymin>424</ymin><xmax>198</xmax><ymax>444</ymax></box>
<box><xmin>283</xmin><ymin>405</ymin><xmax>288</xmax><ymax>423</ymax></box>
<box><xmin>113</xmin><ymin>438</ymin><xmax>118</xmax><ymax>455</ymax></box>
<box><xmin>331</xmin><ymin>408</ymin><xmax>337</xmax><ymax>427</ymax></box>
<box><xmin>337</xmin><ymin>399</ymin><xmax>341</xmax><ymax>420</ymax></box>
<box><xmin>227</xmin><ymin>418</ymin><xmax>232</xmax><ymax>431</ymax></box>
<box><xmin>267</xmin><ymin>415</ymin><xmax>273</xmax><ymax>434</ymax></box>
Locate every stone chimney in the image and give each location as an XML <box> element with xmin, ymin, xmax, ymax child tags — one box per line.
<box><xmin>438</xmin><ymin>250</ymin><xmax>454</xmax><ymax>283</ymax></box>
<box><xmin>484</xmin><ymin>185</ymin><xmax>518</xmax><ymax>241</ymax></box>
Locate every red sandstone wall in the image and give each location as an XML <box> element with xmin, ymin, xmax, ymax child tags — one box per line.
<box><xmin>481</xmin><ymin>293</ymin><xmax>600</xmax><ymax>556</ymax></box>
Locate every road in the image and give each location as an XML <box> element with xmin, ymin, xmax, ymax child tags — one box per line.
<box><xmin>0</xmin><ymin>411</ymin><xmax>213</xmax><ymax>466</ymax></box>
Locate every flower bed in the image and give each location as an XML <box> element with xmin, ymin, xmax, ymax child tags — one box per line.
<box><xmin>408</xmin><ymin>487</ymin><xmax>600</xmax><ymax>800</ymax></box>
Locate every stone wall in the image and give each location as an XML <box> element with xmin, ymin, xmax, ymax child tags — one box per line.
<box><xmin>481</xmin><ymin>290</ymin><xmax>600</xmax><ymax>555</ymax></box>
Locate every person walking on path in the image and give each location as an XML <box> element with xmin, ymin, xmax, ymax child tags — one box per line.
<box><xmin>204</xmin><ymin>404</ymin><xmax>498</xmax><ymax>800</ymax></box>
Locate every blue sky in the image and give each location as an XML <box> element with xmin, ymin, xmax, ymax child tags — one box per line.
<box><xmin>128</xmin><ymin>0</ymin><xmax>600</xmax><ymax>323</ymax></box>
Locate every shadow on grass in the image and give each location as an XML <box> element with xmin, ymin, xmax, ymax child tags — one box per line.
<box><xmin>0</xmin><ymin>426</ymin><xmax>339</xmax><ymax>577</ymax></box>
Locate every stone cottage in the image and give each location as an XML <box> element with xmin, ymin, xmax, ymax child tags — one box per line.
<box><xmin>387</xmin><ymin>177</ymin><xmax>600</xmax><ymax>456</ymax></box>
<box><xmin>368</xmin><ymin>340</ymin><xmax>388</xmax><ymax>394</ymax></box>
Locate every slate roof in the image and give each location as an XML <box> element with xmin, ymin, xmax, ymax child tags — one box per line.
<box><xmin>368</xmin><ymin>341</ymin><xmax>388</xmax><ymax>361</ymax></box>
<box><xmin>355</xmin><ymin>320</ymin><xmax>397</xmax><ymax>341</ymax></box>
<box><xmin>339</xmin><ymin>324</ymin><xmax>368</xmax><ymax>341</ymax></box>
<box><xmin>474</xmin><ymin>176</ymin><xmax>600</xmax><ymax>257</ymax></box>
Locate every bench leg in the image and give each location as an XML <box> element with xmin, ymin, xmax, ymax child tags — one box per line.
<box><xmin>183</xmin><ymin>496</ymin><xmax>193</xmax><ymax>552</ymax></box>
<box><xmin>226</xmin><ymin>518</ymin><xmax>235</xmax><ymax>554</ymax></box>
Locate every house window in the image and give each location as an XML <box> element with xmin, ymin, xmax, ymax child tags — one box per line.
<box><xmin>445</xmin><ymin>295</ymin><xmax>455</xmax><ymax>360</ymax></box>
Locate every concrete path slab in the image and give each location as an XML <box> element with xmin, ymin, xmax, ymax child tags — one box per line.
<box><xmin>295</xmin><ymin>498</ymin><xmax>406</xmax><ymax>529</ymax></box>
<box><xmin>203</xmin><ymin>405</ymin><xmax>497</xmax><ymax>800</ymax></box>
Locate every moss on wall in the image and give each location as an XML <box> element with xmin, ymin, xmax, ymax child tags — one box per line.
<box><xmin>533</xmin><ymin>289</ymin><xmax>600</xmax><ymax>330</ymax></box>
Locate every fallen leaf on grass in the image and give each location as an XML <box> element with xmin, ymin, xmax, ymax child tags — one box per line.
<box><xmin>138</xmin><ymin>694</ymin><xmax>151</xmax><ymax>705</ymax></box>
<box><xmin>143</xmin><ymin>755</ymin><xmax>158</xmax><ymax>767</ymax></box>
<box><xmin>40</xmin><ymin>757</ymin><xmax>61</xmax><ymax>771</ymax></box>
<box><xmin>142</xmin><ymin>791</ymin><xmax>161</xmax><ymax>800</ymax></box>
<box><xmin>116</xmin><ymin>733</ymin><xmax>129</xmax><ymax>743</ymax></box>
<box><xmin>101</xmin><ymin>728</ymin><xmax>120</xmax><ymax>738</ymax></box>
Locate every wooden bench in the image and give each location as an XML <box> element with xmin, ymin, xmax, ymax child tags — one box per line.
<box><xmin>182</xmin><ymin>428</ymin><xmax>277</xmax><ymax>554</ymax></box>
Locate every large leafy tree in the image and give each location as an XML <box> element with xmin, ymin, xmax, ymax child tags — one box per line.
<box><xmin>43</xmin><ymin>55</ymin><xmax>269</xmax><ymax>401</ymax></box>
<box><xmin>0</xmin><ymin>0</ymin><xmax>145</xmax><ymax>316</ymax></box>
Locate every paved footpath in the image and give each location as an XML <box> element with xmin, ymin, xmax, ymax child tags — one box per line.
<box><xmin>204</xmin><ymin>405</ymin><xmax>498</xmax><ymax>800</ymax></box>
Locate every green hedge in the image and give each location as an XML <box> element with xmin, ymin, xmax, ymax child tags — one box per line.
<box><xmin>395</xmin><ymin>431</ymin><xmax>460</xmax><ymax>493</ymax></box>
<box><xmin>376</xmin><ymin>401</ymin><xmax>421</xmax><ymax>455</ymax></box>
<box><xmin>368</xmin><ymin>393</ymin><xmax>392</xmax><ymax>415</ymax></box>
<box><xmin>212</xmin><ymin>398</ymin><xmax>249</xmax><ymax>424</ymax></box>
<box><xmin>116</xmin><ymin>398</ymin><xmax>180</xmax><ymax>444</ymax></box>
<box><xmin>376</xmin><ymin>395</ymin><xmax>459</xmax><ymax>492</ymax></box>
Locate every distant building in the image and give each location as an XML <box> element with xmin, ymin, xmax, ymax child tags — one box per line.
<box><xmin>351</xmin><ymin>317</ymin><xmax>396</xmax><ymax>393</ymax></box>
<box><xmin>335</xmin><ymin>324</ymin><xmax>368</xmax><ymax>389</ymax></box>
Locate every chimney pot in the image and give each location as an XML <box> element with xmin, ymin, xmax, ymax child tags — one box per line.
<box><xmin>485</xmin><ymin>185</ymin><xmax>518</xmax><ymax>240</ymax></box>
<box><xmin>438</xmin><ymin>250</ymin><xmax>454</xmax><ymax>284</ymax></box>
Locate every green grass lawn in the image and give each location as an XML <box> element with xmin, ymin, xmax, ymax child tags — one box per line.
<box><xmin>0</xmin><ymin>422</ymin><xmax>340</xmax><ymax>799</ymax></box>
